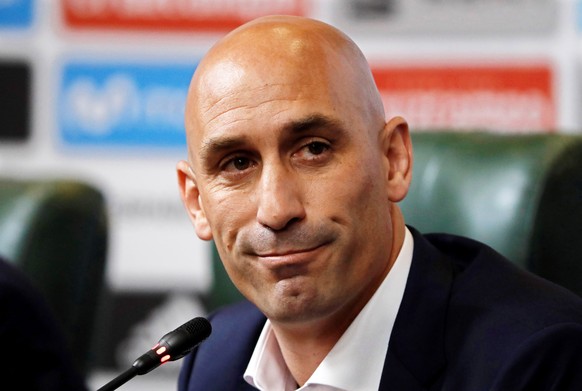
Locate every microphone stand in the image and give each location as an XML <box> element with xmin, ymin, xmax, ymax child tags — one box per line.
<box><xmin>96</xmin><ymin>367</ymin><xmax>138</xmax><ymax>391</ymax></box>
<box><xmin>95</xmin><ymin>316</ymin><xmax>211</xmax><ymax>391</ymax></box>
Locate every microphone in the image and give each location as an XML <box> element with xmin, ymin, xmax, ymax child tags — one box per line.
<box><xmin>97</xmin><ymin>316</ymin><xmax>212</xmax><ymax>391</ymax></box>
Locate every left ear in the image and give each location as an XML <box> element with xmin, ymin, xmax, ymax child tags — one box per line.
<box><xmin>381</xmin><ymin>116</ymin><xmax>413</xmax><ymax>202</ymax></box>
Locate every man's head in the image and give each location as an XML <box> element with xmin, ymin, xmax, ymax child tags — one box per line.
<box><xmin>177</xmin><ymin>15</ymin><xmax>413</xmax><ymax>328</ymax></box>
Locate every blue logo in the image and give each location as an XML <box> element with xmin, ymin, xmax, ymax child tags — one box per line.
<box><xmin>59</xmin><ymin>62</ymin><xmax>197</xmax><ymax>148</ymax></box>
<box><xmin>0</xmin><ymin>0</ymin><xmax>34</xmax><ymax>28</ymax></box>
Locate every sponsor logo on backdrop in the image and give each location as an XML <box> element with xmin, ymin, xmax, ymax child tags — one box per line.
<box><xmin>331</xmin><ymin>0</ymin><xmax>556</xmax><ymax>34</ymax></box>
<box><xmin>371</xmin><ymin>65</ymin><xmax>555</xmax><ymax>132</ymax></box>
<box><xmin>59</xmin><ymin>62</ymin><xmax>196</xmax><ymax>147</ymax></box>
<box><xmin>0</xmin><ymin>61</ymin><xmax>30</xmax><ymax>141</ymax></box>
<box><xmin>61</xmin><ymin>0</ymin><xmax>306</xmax><ymax>31</ymax></box>
<box><xmin>0</xmin><ymin>0</ymin><xmax>33</xmax><ymax>28</ymax></box>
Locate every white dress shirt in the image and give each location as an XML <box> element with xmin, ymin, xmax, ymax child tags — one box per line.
<box><xmin>244</xmin><ymin>227</ymin><xmax>414</xmax><ymax>391</ymax></box>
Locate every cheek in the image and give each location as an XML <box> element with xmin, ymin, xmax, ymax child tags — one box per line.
<box><xmin>202</xmin><ymin>189</ymin><xmax>254</xmax><ymax>251</ymax></box>
<box><xmin>207</xmin><ymin>195</ymin><xmax>253</xmax><ymax>287</ymax></box>
<box><xmin>328</xmin><ymin>158</ymin><xmax>385</xmax><ymax>211</ymax></box>
<box><xmin>330</xmin><ymin>158</ymin><xmax>390</xmax><ymax>246</ymax></box>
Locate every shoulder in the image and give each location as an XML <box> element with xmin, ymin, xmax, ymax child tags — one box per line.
<box><xmin>0</xmin><ymin>256</ymin><xmax>36</xmax><ymax>299</ymax></box>
<box><xmin>0</xmin><ymin>257</ymin><xmax>88</xmax><ymax>390</ymax></box>
<box><xmin>417</xmin><ymin>228</ymin><xmax>582</xmax><ymax>322</ymax></box>
<box><xmin>0</xmin><ymin>256</ymin><xmax>61</xmax><ymax>327</ymax></box>
<box><xmin>178</xmin><ymin>300</ymin><xmax>265</xmax><ymax>391</ymax></box>
<box><xmin>409</xmin><ymin>229</ymin><xmax>582</xmax><ymax>388</ymax></box>
<box><xmin>205</xmin><ymin>299</ymin><xmax>266</xmax><ymax>346</ymax></box>
<box><xmin>412</xmin><ymin>228</ymin><xmax>582</xmax><ymax>318</ymax></box>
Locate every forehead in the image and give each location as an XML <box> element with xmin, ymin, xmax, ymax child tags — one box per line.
<box><xmin>198</xmin><ymin>86</ymin><xmax>349</xmax><ymax>164</ymax></box>
<box><xmin>207</xmin><ymin>76</ymin><xmax>335</xmax><ymax>126</ymax></box>
<box><xmin>190</xmin><ymin>58</ymin><xmax>357</xmax><ymax>144</ymax></box>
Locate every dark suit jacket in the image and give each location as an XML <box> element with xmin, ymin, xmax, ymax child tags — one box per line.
<box><xmin>178</xmin><ymin>227</ymin><xmax>582</xmax><ymax>390</ymax></box>
<box><xmin>0</xmin><ymin>256</ymin><xmax>87</xmax><ymax>391</ymax></box>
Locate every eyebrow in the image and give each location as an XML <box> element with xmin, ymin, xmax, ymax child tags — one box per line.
<box><xmin>199</xmin><ymin>135</ymin><xmax>246</xmax><ymax>164</ymax></box>
<box><xmin>198</xmin><ymin>113</ymin><xmax>345</xmax><ymax>163</ymax></box>
<box><xmin>282</xmin><ymin>113</ymin><xmax>345</xmax><ymax>134</ymax></box>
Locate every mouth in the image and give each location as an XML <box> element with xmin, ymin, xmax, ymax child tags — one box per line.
<box><xmin>255</xmin><ymin>244</ymin><xmax>326</xmax><ymax>270</ymax></box>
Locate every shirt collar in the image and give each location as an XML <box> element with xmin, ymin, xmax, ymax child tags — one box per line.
<box><xmin>244</xmin><ymin>227</ymin><xmax>414</xmax><ymax>391</ymax></box>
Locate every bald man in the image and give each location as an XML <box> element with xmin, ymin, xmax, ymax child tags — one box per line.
<box><xmin>176</xmin><ymin>15</ymin><xmax>582</xmax><ymax>391</ymax></box>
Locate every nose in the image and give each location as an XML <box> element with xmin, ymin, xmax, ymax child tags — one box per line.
<box><xmin>256</xmin><ymin>163</ymin><xmax>305</xmax><ymax>231</ymax></box>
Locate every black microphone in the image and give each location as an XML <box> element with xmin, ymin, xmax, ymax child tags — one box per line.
<box><xmin>97</xmin><ymin>316</ymin><xmax>212</xmax><ymax>391</ymax></box>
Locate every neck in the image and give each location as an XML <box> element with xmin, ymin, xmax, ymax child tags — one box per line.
<box><xmin>270</xmin><ymin>204</ymin><xmax>407</xmax><ymax>386</ymax></box>
<box><xmin>270</xmin><ymin>312</ymin><xmax>352</xmax><ymax>386</ymax></box>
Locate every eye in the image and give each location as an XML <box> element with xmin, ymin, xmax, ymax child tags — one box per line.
<box><xmin>221</xmin><ymin>156</ymin><xmax>254</xmax><ymax>172</ymax></box>
<box><xmin>217</xmin><ymin>154</ymin><xmax>257</xmax><ymax>182</ymax></box>
<box><xmin>292</xmin><ymin>140</ymin><xmax>332</xmax><ymax>164</ymax></box>
<box><xmin>301</xmin><ymin>140</ymin><xmax>331</xmax><ymax>158</ymax></box>
<box><xmin>231</xmin><ymin>157</ymin><xmax>251</xmax><ymax>171</ymax></box>
<box><xmin>306</xmin><ymin>141</ymin><xmax>328</xmax><ymax>155</ymax></box>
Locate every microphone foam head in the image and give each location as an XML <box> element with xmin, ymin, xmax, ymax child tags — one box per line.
<box><xmin>162</xmin><ymin>316</ymin><xmax>212</xmax><ymax>361</ymax></box>
<box><xmin>182</xmin><ymin>316</ymin><xmax>212</xmax><ymax>341</ymax></box>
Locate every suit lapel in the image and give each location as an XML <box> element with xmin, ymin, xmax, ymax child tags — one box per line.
<box><xmin>379</xmin><ymin>227</ymin><xmax>453</xmax><ymax>390</ymax></box>
<box><xmin>185</xmin><ymin>301</ymin><xmax>265</xmax><ymax>390</ymax></box>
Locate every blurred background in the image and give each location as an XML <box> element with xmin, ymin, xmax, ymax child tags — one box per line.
<box><xmin>1</xmin><ymin>0</ymin><xmax>581</xmax><ymax>389</ymax></box>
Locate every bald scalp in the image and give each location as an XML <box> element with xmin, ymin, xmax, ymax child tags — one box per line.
<box><xmin>184</xmin><ymin>15</ymin><xmax>385</xmax><ymax>156</ymax></box>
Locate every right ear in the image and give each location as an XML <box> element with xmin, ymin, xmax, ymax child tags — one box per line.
<box><xmin>177</xmin><ymin>160</ymin><xmax>213</xmax><ymax>241</ymax></box>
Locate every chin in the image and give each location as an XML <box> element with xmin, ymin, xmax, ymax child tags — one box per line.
<box><xmin>262</xmin><ymin>293</ymin><xmax>337</xmax><ymax>324</ymax></box>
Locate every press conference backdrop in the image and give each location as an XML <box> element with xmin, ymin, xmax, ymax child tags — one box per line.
<box><xmin>1</xmin><ymin>0</ymin><xmax>581</xmax><ymax>389</ymax></box>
